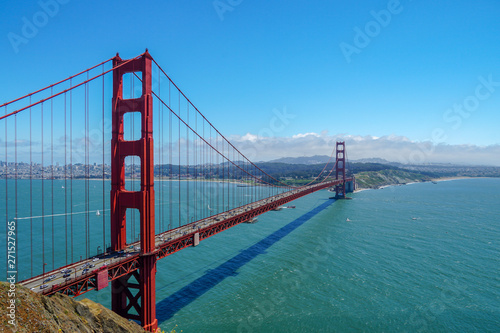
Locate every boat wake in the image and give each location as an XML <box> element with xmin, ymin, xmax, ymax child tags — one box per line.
<box><xmin>13</xmin><ymin>209</ymin><xmax>110</xmax><ymax>220</ymax></box>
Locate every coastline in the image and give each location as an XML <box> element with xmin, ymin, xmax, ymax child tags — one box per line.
<box><xmin>430</xmin><ymin>176</ymin><xmax>475</xmax><ymax>182</ymax></box>
<box><xmin>354</xmin><ymin>176</ymin><xmax>486</xmax><ymax>193</ymax></box>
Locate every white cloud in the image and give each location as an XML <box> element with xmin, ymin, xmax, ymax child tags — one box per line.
<box><xmin>230</xmin><ymin>133</ymin><xmax>500</xmax><ymax>166</ymax></box>
<box><xmin>241</xmin><ymin>133</ymin><xmax>258</xmax><ymax>142</ymax></box>
<box><xmin>292</xmin><ymin>132</ymin><xmax>320</xmax><ymax>139</ymax></box>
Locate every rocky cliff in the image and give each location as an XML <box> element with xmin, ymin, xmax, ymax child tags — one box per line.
<box><xmin>0</xmin><ymin>282</ymin><xmax>148</xmax><ymax>333</ymax></box>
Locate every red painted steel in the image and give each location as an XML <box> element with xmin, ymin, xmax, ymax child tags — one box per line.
<box><xmin>110</xmin><ymin>50</ymin><xmax>157</xmax><ymax>332</ymax></box>
<box><xmin>335</xmin><ymin>141</ymin><xmax>346</xmax><ymax>198</ymax></box>
<box><xmin>97</xmin><ymin>269</ymin><xmax>109</xmax><ymax>290</ymax></box>
<box><xmin>42</xmin><ymin>255</ymin><xmax>141</xmax><ymax>297</ymax></box>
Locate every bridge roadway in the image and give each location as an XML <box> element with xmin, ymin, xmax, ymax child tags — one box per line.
<box><xmin>20</xmin><ymin>178</ymin><xmax>351</xmax><ymax>297</ymax></box>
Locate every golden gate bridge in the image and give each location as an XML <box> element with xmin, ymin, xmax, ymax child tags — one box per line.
<box><xmin>1</xmin><ymin>50</ymin><xmax>354</xmax><ymax>331</ymax></box>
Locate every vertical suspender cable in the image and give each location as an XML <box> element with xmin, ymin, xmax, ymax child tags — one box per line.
<box><xmin>85</xmin><ymin>78</ymin><xmax>89</xmax><ymax>259</ymax></box>
<box><xmin>218</xmin><ymin>133</ymin><xmax>219</xmax><ymax>210</ymax></box>
<box><xmin>51</xmin><ymin>87</ymin><xmax>54</xmax><ymax>270</ymax></box>
<box><xmin>30</xmin><ymin>98</ymin><xmax>33</xmax><ymax>276</ymax></box>
<box><xmin>226</xmin><ymin>141</ymin><xmax>228</xmax><ymax>209</ymax></box>
<box><xmin>70</xmin><ymin>79</ymin><xmax>74</xmax><ymax>262</ymax></box>
<box><xmin>222</xmin><ymin>139</ymin><xmax>224</xmax><ymax>211</ymax></box>
<box><xmin>222</xmin><ymin>139</ymin><xmax>225</xmax><ymax>211</ymax></box>
<box><xmin>209</xmin><ymin>125</ymin><xmax>212</xmax><ymax>215</ymax></box>
<box><xmin>64</xmin><ymin>92</ymin><xmax>68</xmax><ymax>265</ymax></box>
<box><xmin>229</xmin><ymin>142</ymin><xmax>231</xmax><ymax>208</ymax></box>
<box><xmin>158</xmin><ymin>66</ymin><xmax>162</xmax><ymax>233</ymax></box>
<box><xmin>102</xmin><ymin>64</ymin><xmax>106</xmax><ymax>251</ymax></box>
<box><xmin>202</xmin><ymin>121</ymin><xmax>204</xmax><ymax>218</ymax></box>
<box><xmin>231</xmin><ymin>142</ymin><xmax>233</xmax><ymax>208</ymax></box>
<box><xmin>203</xmin><ymin>121</ymin><xmax>206</xmax><ymax>218</ymax></box>
<box><xmin>87</xmin><ymin>73</ymin><xmax>91</xmax><ymax>253</ymax></box>
<box><xmin>41</xmin><ymin>103</ymin><xmax>45</xmax><ymax>276</ymax></box>
<box><xmin>157</xmin><ymin>66</ymin><xmax>160</xmax><ymax>233</ymax></box>
<box><xmin>161</xmin><ymin>70</ymin><xmax>164</xmax><ymax>233</ymax></box>
<box><xmin>14</xmin><ymin>112</ymin><xmax>18</xmax><ymax>280</ymax></box>
<box><xmin>88</xmin><ymin>75</ymin><xmax>91</xmax><ymax>255</ymax></box>
<box><xmin>178</xmin><ymin>91</ymin><xmax>181</xmax><ymax>228</ymax></box>
<box><xmin>169</xmin><ymin>81</ymin><xmax>172</xmax><ymax>231</ymax></box>
<box><xmin>231</xmin><ymin>148</ymin><xmax>233</xmax><ymax>208</ymax></box>
<box><xmin>187</xmin><ymin>104</ymin><xmax>189</xmax><ymax>223</ymax></box>
<box><xmin>222</xmin><ymin>135</ymin><xmax>225</xmax><ymax>210</ymax></box>
<box><xmin>193</xmin><ymin>107</ymin><xmax>199</xmax><ymax>221</ymax></box>
<box><xmin>233</xmin><ymin>149</ymin><xmax>235</xmax><ymax>207</ymax></box>
<box><xmin>4</xmin><ymin>106</ymin><xmax>7</xmax><ymax>281</ymax></box>
<box><xmin>212</xmin><ymin>127</ymin><xmax>215</xmax><ymax>215</ymax></box>
<box><xmin>3</xmin><ymin>106</ymin><xmax>6</xmax><ymax>280</ymax></box>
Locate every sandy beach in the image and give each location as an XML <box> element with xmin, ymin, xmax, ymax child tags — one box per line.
<box><xmin>430</xmin><ymin>176</ymin><xmax>475</xmax><ymax>182</ymax></box>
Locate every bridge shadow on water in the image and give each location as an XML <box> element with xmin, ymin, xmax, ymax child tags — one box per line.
<box><xmin>156</xmin><ymin>198</ymin><xmax>335</xmax><ymax>323</ymax></box>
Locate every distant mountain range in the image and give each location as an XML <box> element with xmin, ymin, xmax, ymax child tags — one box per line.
<box><xmin>267</xmin><ymin>155</ymin><xmax>394</xmax><ymax>165</ymax></box>
<box><xmin>267</xmin><ymin>155</ymin><xmax>332</xmax><ymax>165</ymax></box>
<box><xmin>263</xmin><ymin>155</ymin><xmax>500</xmax><ymax>178</ymax></box>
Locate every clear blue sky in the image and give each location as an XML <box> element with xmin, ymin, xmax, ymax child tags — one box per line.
<box><xmin>1</xmin><ymin>0</ymin><xmax>499</xmax><ymax>152</ymax></box>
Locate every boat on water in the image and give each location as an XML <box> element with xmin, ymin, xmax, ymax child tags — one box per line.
<box><xmin>96</xmin><ymin>210</ymin><xmax>101</xmax><ymax>216</ymax></box>
<box><xmin>287</xmin><ymin>205</ymin><xmax>296</xmax><ymax>209</ymax></box>
<box><xmin>346</xmin><ymin>218</ymin><xmax>351</xmax><ymax>222</ymax></box>
<box><xmin>244</xmin><ymin>217</ymin><xmax>258</xmax><ymax>224</ymax></box>
<box><xmin>272</xmin><ymin>207</ymin><xmax>283</xmax><ymax>211</ymax></box>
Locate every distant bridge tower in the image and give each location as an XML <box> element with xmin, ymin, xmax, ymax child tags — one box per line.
<box><xmin>110</xmin><ymin>51</ymin><xmax>157</xmax><ymax>331</ymax></box>
<box><xmin>335</xmin><ymin>141</ymin><xmax>346</xmax><ymax>199</ymax></box>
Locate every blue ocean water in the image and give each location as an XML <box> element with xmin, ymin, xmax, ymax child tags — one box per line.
<box><xmin>3</xmin><ymin>178</ymin><xmax>500</xmax><ymax>331</ymax></box>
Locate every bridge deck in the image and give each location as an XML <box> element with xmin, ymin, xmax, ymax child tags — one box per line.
<box><xmin>20</xmin><ymin>178</ymin><xmax>351</xmax><ymax>297</ymax></box>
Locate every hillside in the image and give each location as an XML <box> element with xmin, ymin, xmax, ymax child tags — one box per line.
<box><xmin>0</xmin><ymin>282</ymin><xmax>148</xmax><ymax>333</ymax></box>
<box><xmin>267</xmin><ymin>155</ymin><xmax>331</xmax><ymax>164</ymax></box>
<box><xmin>354</xmin><ymin>169</ymin><xmax>432</xmax><ymax>189</ymax></box>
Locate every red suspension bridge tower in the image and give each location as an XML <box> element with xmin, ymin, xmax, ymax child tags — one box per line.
<box><xmin>335</xmin><ymin>141</ymin><xmax>346</xmax><ymax>199</ymax></box>
<box><xmin>110</xmin><ymin>51</ymin><xmax>157</xmax><ymax>331</ymax></box>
